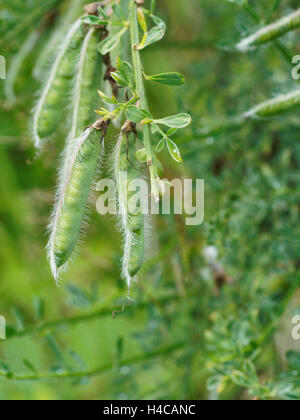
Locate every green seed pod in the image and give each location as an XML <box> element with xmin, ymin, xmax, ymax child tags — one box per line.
<box><xmin>5</xmin><ymin>30</ymin><xmax>39</xmax><ymax>105</ymax></box>
<box><xmin>127</xmin><ymin>227</ymin><xmax>145</xmax><ymax>278</ymax></box>
<box><xmin>33</xmin><ymin>19</ymin><xmax>84</xmax><ymax>148</ymax></box>
<box><xmin>126</xmin><ymin>162</ymin><xmax>145</xmax><ymax>279</ymax></box>
<box><xmin>34</xmin><ymin>0</ymin><xmax>87</xmax><ymax>81</ymax></box>
<box><xmin>114</xmin><ymin>134</ymin><xmax>145</xmax><ymax>290</ymax></box>
<box><xmin>48</xmin><ymin>28</ymin><xmax>103</xmax><ymax>281</ymax></box>
<box><xmin>70</xmin><ymin>27</ymin><xmax>102</xmax><ymax>139</ymax></box>
<box><xmin>246</xmin><ymin>89</ymin><xmax>300</xmax><ymax>118</ymax></box>
<box><xmin>237</xmin><ymin>8</ymin><xmax>300</xmax><ymax>51</ymax></box>
<box><xmin>48</xmin><ymin>128</ymin><xmax>101</xmax><ymax>280</ymax></box>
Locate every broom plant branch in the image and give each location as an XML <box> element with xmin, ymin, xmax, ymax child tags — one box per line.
<box><xmin>0</xmin><ymin>342</ymin><xmax>184</xmax><ymax>381</ymax></box>
<box><xmin>129</xmin><ymin>0</ymin><xmax>159</xmax><ymax>201</ymax></box>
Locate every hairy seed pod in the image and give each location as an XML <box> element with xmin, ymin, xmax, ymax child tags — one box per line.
<box><xmin>48</xmin><ymin>128</ymin><xmax>101</xmax><ymax>281</ymax></box>
<box><xmin>33</xmin><ymin>19</ymin><xmax>84</xmax><ymax>148</ymax></box>
<box><xmin>114</xmin><ymin>134</ymin><xmax>145</xmax><ymax>290</ymax></box>
<box><xmin>245</xmin><ymin>89</ymin><xmax>300</xmax><ymax>118</ymax></box>
<box><xmin>5</xmin><ymin>30</ymin><xmax>40</xmax><ymax>105</ymax></box>
<box><xmin>237</xmin><ymin>8</ymin><xmax>300</xmax><ymax>51</ymax></box>
<box><xmin>71</xmin><ymin>27</ymin><xmax>102</xmax><ymax>139</ymax></box>
<box><xmin>47</xmin><ymin>28</ymin><xmax>103</xmax><ymax>281</ymax></box>
<box><xmin>34</xmin><ymin>0</ymin><xmax>87</xmax><ymax>81</ymax></box>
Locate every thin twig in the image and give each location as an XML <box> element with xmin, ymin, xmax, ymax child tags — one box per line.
<box><xmin>0</xmin><ymin>342</ymin><xmax>184</xmax><ymax>381</ymax></box>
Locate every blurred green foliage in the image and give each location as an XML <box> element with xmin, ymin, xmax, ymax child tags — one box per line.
<box><xmin>0</xmin><ymin>0</ymin><xmax>300</xmax><ymax>400</ymax></box>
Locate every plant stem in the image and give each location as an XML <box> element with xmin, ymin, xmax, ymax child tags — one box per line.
<box><xmin>129</xmin><ymin>0</ymin><xmax>159</xmax><ymax>201</ymax></box>
<box><xmin>0</xmin><ymin>342</ymin><xmax>184</xmax><ymax>381</ymax></box>
<box><xmin>7</xmin><ymin>294</ymin><xmax>179</xmax><ymax>339</ymax></box>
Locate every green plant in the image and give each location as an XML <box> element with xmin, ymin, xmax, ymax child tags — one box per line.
<box><xmin>33</xmin><ymin>0</ymin><xmax>191</xmax><ymax>286</ymax></box>
<box><xmin>1</xmin><ymin>0</ymin><xmax>300</xmax><ymax>401</ymax></box>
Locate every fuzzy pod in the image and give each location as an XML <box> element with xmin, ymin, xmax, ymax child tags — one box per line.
<box><xmin>124</xmin><ymin>157</ymin><xmax>145</xmax><ymax>279</ymax></box>
<box><xmin>70</xmin><ymin>27</ymin><xmax>102</xmax><ymax>140</ymax></box>
<box><xmin>114</xmin><ymin>134</ymin><xmax>145</xmax><ymax>289</ymax></box>
<box><xmin>127</xmin><ymin>227</ymin><xmax>145</xmax><ymax>278</ymax></box>
<box><xmin>48</xmin><ymin>128</ymin><xmax>101</xmax><ymax>280</ymax></box>
<box><xmin>237</xmin><ymin>8</ymin><xmax>300</xmax><ymax>51</ymax></box>
<box><xmin>34</xmin><ymin>0</ymin><xmax>87</xmax><ymax>81</ymax></box>
<box><xmin>245</xmin><ymin>89</ymin><xmax>300</xmax><ymax>118</ymax></box>
<box><xmin>47</xmin><ymin>28</ymin><xmax>103</xmax><ymax>281</ymax></box>
<box><xmin>33</xmin><ymin>19</ymin><xmax>84</xmax><ymax>148</ymax></box>
<box><xmin>5</xmin><ymin>30</ymin><xmax>40</xmax><ymax>105</ymax></box>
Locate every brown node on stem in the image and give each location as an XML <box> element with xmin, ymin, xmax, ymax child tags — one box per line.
<box><xmin>121</xmin><ymin>120</ymin><xmax>138</xmax><ymax>164</ymax></box>
<box><xmin>112</xmin><ymin>297</ymin><xmax>132</xmax><ymax>319</ymax></box>
<box><xmin>84</xmin><ymin>0</ymin><xmax>113</xmax><ymax>16</ymax></box>
<box><xmin>121</xmin><ymin>120</ymin><xmax>137</xmax><ymax>136</ymax></box>
<box><xmin>211</xmin><ymin>262</ymin><xmax>233</xmax><ymax>295</ymax></box>
<box><xmin>83</xmin><ymin>2</ymin><xmax>102</xmax><ymax>16</ymax></box>
<box><xmin>91</xmin><ymin>118</ymin><xmax>111</xmax><ymax>137</ymax></box>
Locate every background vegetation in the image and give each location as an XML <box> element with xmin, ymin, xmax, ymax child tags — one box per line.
<box><xmin>0</xmin><ymin>0</ymin><xmax>300</xmax><ymax>400</ymax></box>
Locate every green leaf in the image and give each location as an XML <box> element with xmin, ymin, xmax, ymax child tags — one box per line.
<box><xmin>166</xmin><ymin>138</ymin><xmax>183</xmax><ymax>163</ymax></box>
<box><xmin>98</xmin><ymin>7</ymin><xmax>109</xmax><ymax>20</ymax></box>
<box><xmin>12</xmin><ymin>307</ymin><xmax>25</xmax><ymax>330</ymax></box>
<box><xmin>155</xmin><ymin>113</ymin><xmax>192</xmax><ymax>128</ymax></box>
<box><xmin>139</xmin><ymin>26</ymin><xmax>165</xmax><ymax>49</ymax></box>
<box><xmin>110</xmin><ymin>72</ymin><xmax>128</xmax><ymax>87</ymax></box>
<box><xmin>98</xmin><ymin>34</ymin><xmax>120</xmax><ymax>55</ymax></box>
<box><xmin>98</xmin><ymin>90</ymin><xmax>118</xmax><ymax>105</ymax></box>
<box><xmin>167</xmin><ymin>128</ymin><xmax>177</xmax><ymax>136</ymax></box>
<box><xmin>112</xmin><ymin>3</ymin><xmax>125</xmax><ymax>21</ymax></box>
<box><xmin>145</xmin><ymin>72</ymin><xmax>185</xmax><ymax>86</ymax></box>
<box><xmin>117</xmin><ymin>60</ymin><xmax>134</xmax><ymax>87</ymax></box>
<box><xmin>135</xmin><ymin>148</ymin><xmax>147</xmax><ymax>163</ymax></box>
<box><xmin>137</xmin><ymin>8</ymin><xmax>147</xmax><ymax>33</ymax></box>
<box><xmin>114</xmin><ymin>337</ymin><xmax>124</xmax><ymax>368</ymax></box>
<box><xmin>231</xmin><ymin>370</ymin><xmax>254</xmax><ymax>388</ymax></box>
<box><xmin>0</xmin><ymin>361</ymin><xmax>11</xmax><ymax>374</ymax></box>
<box><xmin>66</xmin><ymin>284</ymin><xmax>91</xmax><ymax>309</ymax></box>
<box><xmin>81</xmin><ymin>15</ymin><xmax>108</xmax><ymax>26</ymax></box>
<box><xmin>286</xmin><ymin>351</ymin><xmax>300</xmax><ymax>369</ymax></box>
<box><xmin>151</xmin><ymin>122</ymin><xmax>159</xmax><ymax>134</ymax></box>
<box><xmin>155</xmin><ymin>138</ymin><xmax>165</xmax><ymax>153</ymax></box>
<box><xmin>126</xmin><ymin>106</ymin><xmax>152</xmax><ymax>123</ymax></box>
<box><xmin>143</xmin><ymin>8</ymin><xmax>166</xmax><ymax>30</ymax></box>
<box><xmin>151</xmin><ymin>15</ymin><xmax>166</xmax><ymax>31</ymax></box>
<box><xmin>33</xmin><ymin>297</ymin><xmax>45</xmax><ymax>322</ymax></box>
<box><xmin>23</xmin><ymin>359</ymin><xmax>37</xmax><ymax>373</ymax></box>
<box><xmin>243</xmin><ymin>361</ymin><xmax>257</xmax><ymax>382</ymax></box>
